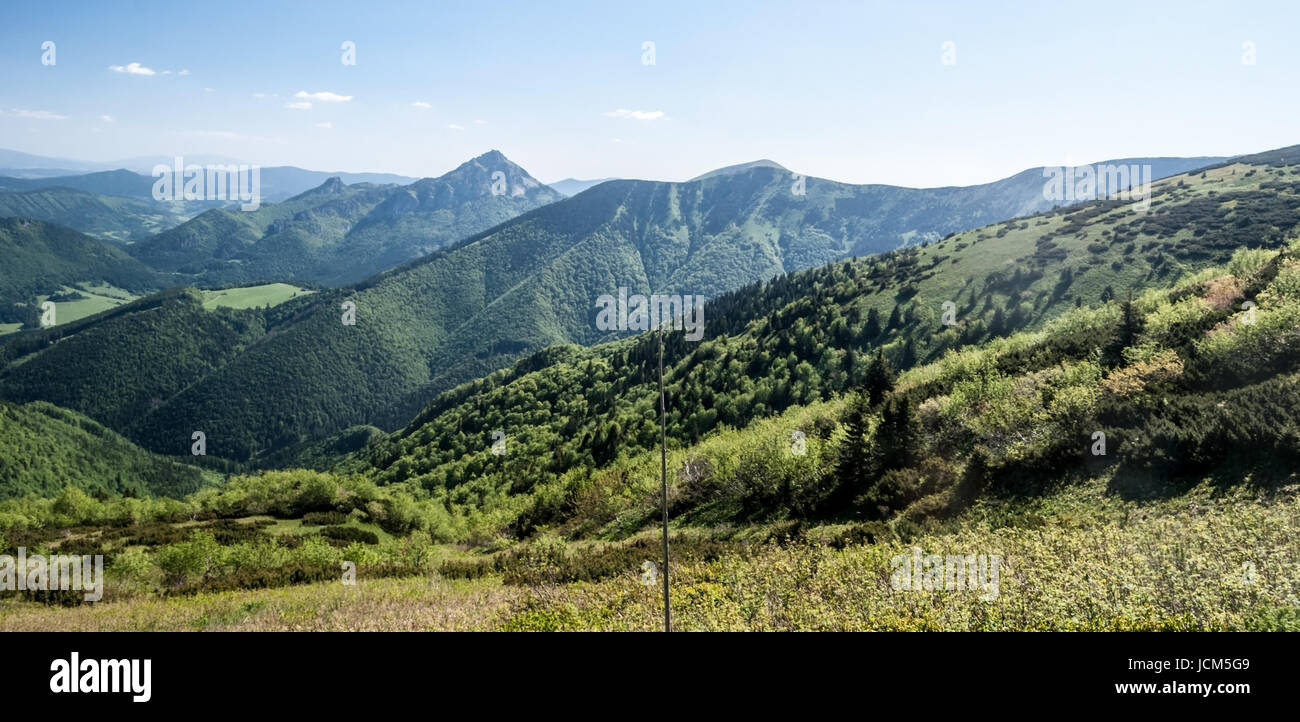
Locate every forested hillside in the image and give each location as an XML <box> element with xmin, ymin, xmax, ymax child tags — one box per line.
<box><xmin>0</xmin><ymin>218</ymin><xmax>162</xmax><ymax>325</ymax></box>
<box><xmin>0</xmin><ymin>400</ymin><xmax>207</xmax><ymax>499</ymax></box>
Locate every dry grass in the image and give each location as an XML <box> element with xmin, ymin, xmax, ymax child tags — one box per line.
<box><xmin>0</xmin><ymin>575</ymin><xmax>522</xmax><ymax>632</ymax></box>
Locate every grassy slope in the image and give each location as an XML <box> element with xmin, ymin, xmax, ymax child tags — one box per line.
<box><xmin>38</xmin><ymin>284</ymin><xmax>139</xmax><ymax>323</ymax></box>
<box><xmin>201</xmin><ymin>283</ymin><xmax>314</xmax><ymax>310</ymax></box>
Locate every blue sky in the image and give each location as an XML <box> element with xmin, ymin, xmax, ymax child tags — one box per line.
<box><xmin>1</xmin><ymin>0</ymin><xmax>1296</xmax><ymax>186</ymax></box>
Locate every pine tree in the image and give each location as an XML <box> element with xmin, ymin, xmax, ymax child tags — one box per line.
<box><xmin>900</xmin><ymin>338</ymin><xmax>917</xmax><ymax>369</ymax></box>
<box><xmin>864</xmin><ymin>307</ymin><xmax>882</xmax><ymax>340</ymax></box>
<box><xmin>863</xmin><ymin>349</ymin><xmax>896</xmax><ymax>407</ymax></box>
<box><xmin>886</xmin><ymin>304</ymin><xmax>902</xmax><ymax>330</ymax></box>
<box><xmin>872</xmin><ymin>395</ymin><xmax>918</xmax><ymax>472</ymax></box>
<box><xmin>989</xmin><ymin>306</ymin><xmax>1007</xmax><ymax>337</ymax></box>
<box><xmin>1120</xmin><ymin>289</ymin><xmax>1142</xmax><ymax>349</ymax></box>
<box><xmin>833</xmin><ymin>389</ymin><xmax>873</xmax><ymax>498</ymax></box>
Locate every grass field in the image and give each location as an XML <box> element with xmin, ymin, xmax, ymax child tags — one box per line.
<box><xmin>36</xmin><ymin>283</ymin><xmax>139</xmax><ymax>327</ymax></box>
<box><xmin>0</xmin><ymin>283</ymin><xmax>140</xmax><ymax>336</ymax></box>
<box><xmin>0</xmin><ymin>282</ymin><xmax>313</xmax><ymax>336</ymax></box>
<box><xmin>201</xmin><ymin>283</ymin><xmax>314</xmax><ymax>310</ymax></box>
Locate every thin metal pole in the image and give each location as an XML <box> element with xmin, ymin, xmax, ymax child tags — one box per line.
<box><xmin>658</xmin><ymin>326</ymin><xmax>671</xmax><ymax>632</ymax></box>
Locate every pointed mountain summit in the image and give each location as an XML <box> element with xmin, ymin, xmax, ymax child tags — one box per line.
<box><xmin>290</xmin><ymin>176</ymin><xmax>348</xmax><ymax>199</ymax></box>
<box><xmin>390</xmin><ymin>150</ymin><xmax>554</xmax><ymax>207</ymax></box>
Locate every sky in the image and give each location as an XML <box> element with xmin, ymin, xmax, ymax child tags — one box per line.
<box><xmin>1</xmin><ymin>0</ymin><xmax>1297</xmax><ymax>187</ymax></box>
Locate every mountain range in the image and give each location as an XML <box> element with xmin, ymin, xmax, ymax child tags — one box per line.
<box><xmin>0</xmin><ymin>146</ymin><xmax>1283</xmax><ymax>464</ymax></box>
<box><xmin>0</xmin><ymin>148</ymin><xmax>418</xmax><ymax>198</ymax></box>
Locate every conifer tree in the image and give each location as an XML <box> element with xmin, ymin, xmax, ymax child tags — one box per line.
<box><xmin>863</xmin><ymin>349</ymin><xmax>896</xmax><ymax>407</ymax></box>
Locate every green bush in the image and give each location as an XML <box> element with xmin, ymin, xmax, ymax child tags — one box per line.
<box><xmin>319</xmin><ymin>525</ymin><xmax>379</xmax><ymax>545</ymax></box>
<box><xmin>301</xmin><ymin>511</ymin><xmax>348</xmax><ymax>526</ymax></box>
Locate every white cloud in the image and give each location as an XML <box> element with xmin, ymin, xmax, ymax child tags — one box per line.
<box><xmin>411</xmin><ymin>101</ymin><xmax>432</xmax><ymax>109</ymax></box>
<box><xmin>100</xmin><ymin>114</ymin><xmax>114</xmax><ymax>123</ymax></box>
<box><xmin>252</xmin><ymin>93</ymin><xmax>266</xmax><ymax>98</ymax></box>
<box><xmin>315</xmin><ymin>122</ymin><xmax>333</xmax><ymax>129</ymax></box>
<box><xmin>603</xmin><ymin>108</ymin><xmax>665</xmax><ymax>120</ymax></box>
<box><xmin>161</xmin><ymin>70</ymin><xmax>172</xmax><ymax>75</ymax></box>
<box><xmin>447</xmin><ymin>124</ymin><xmax>464</xmax><ymax>130</ymax></box>
<box><xmin>108</xmin><ymin>62</ymin><xmax>156</xmax><ymax>76</ymax></box>
<box><xmin>295</xmin><ymin>90</ymin><xmax>352</xmax><ymax>103</ymax></box>
<box><xmin>7</xmin><ymin>109</ymin><xmax>66</xmax><ymax>120</ymax></box>
<box><xmin>285</xmin><ymin>101</ymin><xmax>312</xmax><ymax>110</ymax></box>
<box><xmin>204</xmin><ymin>87</ymin><xmax>214</xmax><ymax>92</ymax></box>
<box><xmin>179</xmin><ymin>69</ymin><xmax>191</xmax><ymax>76</ymax></box>
<box><xmin>474</xmin><ymin>119</ymin><xmax>486</xmax><ymax>125</ymax></box>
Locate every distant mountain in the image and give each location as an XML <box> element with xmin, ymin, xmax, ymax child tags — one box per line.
<box><xmin>0</xmin><ymin>148</ymin><xmax>242</xmax><ymax>174</ymax></box>
<box><xmin>690</xmin><ymin>159</ymin><xmax>789</xmax><ymax>181</ymax></box>
<box><xmin>0</xmin><ymin>169</ymin><xmax>159</xmax><ymax>198</ymax></box>
<box><xmin>549</xmin><ymin>178</ymin><xmax>618</xmax><ymax>197</ymax></box>
<box><xmin>684</xmin><ymin>156</ymin><xmax>1228</xmax><ymax>253</ymax></box>
<box><xmin>0</xmin><ymin>187</ymin><xmax>201</xmax><ymax>244</ymax></box>
<box><xmin>0</xmin><ymin>165</ymin><xmax>419</xmax><ymax>203</ymax></box>
<box><xmin>0</xmin><ymin>149</ymin><xmax>103</xmax><ymax>172</ymax></box>
<box><xmin>128</xmin><ymin>150</ymin><xmax>563</xmax><ymax>285</ymax></box>
<box><xmin>0</xmin><ymin>218</ymin><xmax>160</xmax><ymax>324</ymax></box>
<box><xmin>252</xmin><ymin>167</ymin><xmax>420</xmax><ymax>202</ymax></box>
<box><xmin>0</xmin><ymin>167</ymin><xmax>97</xmax><ymax>179</ymax></box>
<box><xmin>0</xmin><ymin>147</ymin><xmax>1270</xmax><ymax>463</ymax></box>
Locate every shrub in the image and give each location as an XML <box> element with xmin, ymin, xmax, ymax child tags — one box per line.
<box><xmin>301</xmin><ymin>511</ymin><xmax>348</xmax><ymax>526</ymax></box>
<box><xmin>109</xmin><ymin>547</ymin><xmax>154</xmax><ymax>586</ymax></box>
<box><xmin>319</xmin><ymin>525</ymin><xmax>379</xmax><ymax>546</ymax></box>
<box><xmin>154</xmin><ymin>531</ymin><xmax>221</xmax><ymax>586</ymax></box>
